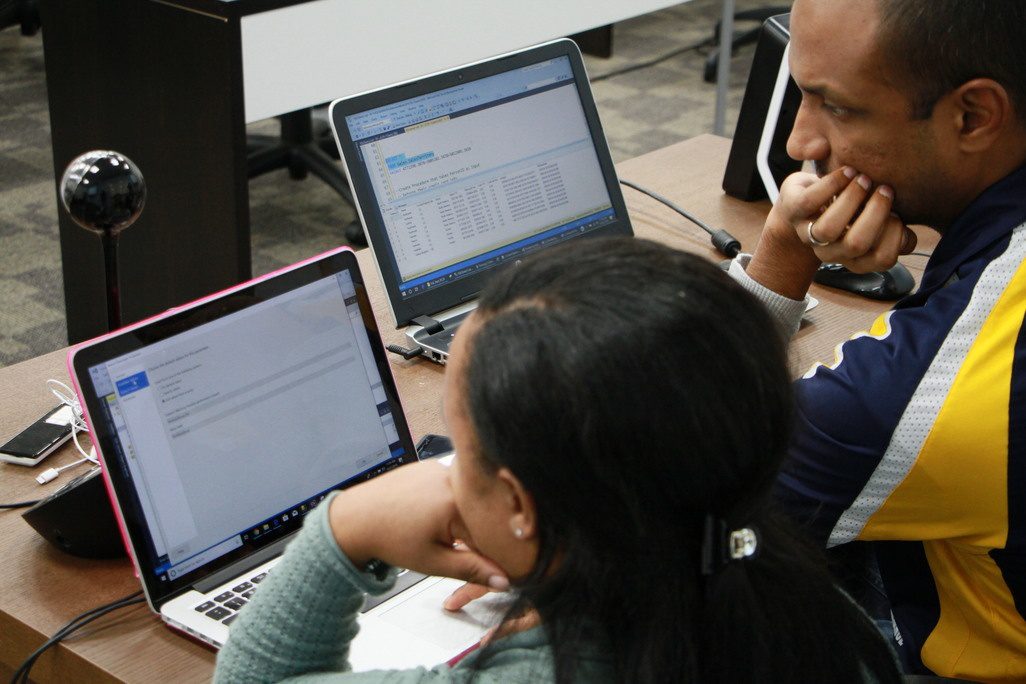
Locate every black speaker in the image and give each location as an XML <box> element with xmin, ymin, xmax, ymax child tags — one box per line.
<box><xmin>22</xmin><ymin>466</ymin><xmax>126</xmax><ymax>559</ymax></box>
<box><xmin>723</xmin><ymin>14</ymin><xmax>801</xmax><ymax>201</ymax></box>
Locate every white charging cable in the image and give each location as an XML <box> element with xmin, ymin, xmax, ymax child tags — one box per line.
<box><xmin>36</xmin><ymin>458</ymin><xmax>91</xmax><ymax>485</ymax></box>
<box><xmin>37</xmin><ymin>380</ymin><xmax>98</xmax><ymax>485</ymax></box>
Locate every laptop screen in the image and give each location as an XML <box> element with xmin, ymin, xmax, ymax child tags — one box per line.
<box><xmin>72</xmin><ymin>250</ymin><xmax>417</xmax><ymax>598</ymax></box>
<box><xmin>331</xmin><ymin>40</ymin><xmax>632</xmax><ymax>327</ymax></box>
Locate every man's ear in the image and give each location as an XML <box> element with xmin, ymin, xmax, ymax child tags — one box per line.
<box><xmin>950</xmin><ymin>78</ymin><xmax>1014</xmax><ymax>152</ymax></box>
<box><xmin>496</xmin><ymin>467</ymin><xmax>537</xmax><ymax>540</ymax></box>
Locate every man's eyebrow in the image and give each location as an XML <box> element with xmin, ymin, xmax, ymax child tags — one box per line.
<box><xmin>796</xmin><ymin>81</ymin><xmax>829</xmax><ymax>99</ymax></box>
<box><xmin>795</xmin><ymin>81</ymin><xmax>859</xmax><ymax>108</ymax></box>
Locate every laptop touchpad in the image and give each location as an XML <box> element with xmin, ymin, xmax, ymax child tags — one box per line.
<box><xmin>365</xmin><ymin>577</ymin><xmax>508</xmax><ymax>651</ymax></box>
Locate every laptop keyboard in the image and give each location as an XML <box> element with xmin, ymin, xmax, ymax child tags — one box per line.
<box><xmin>193</xmin><ymin>571</ymin><xmax>269</xmax><ymax>626</ymax></box>
<box><xmin>192</xmin><ymin>567</ymin><xmax>427</xmax><ymax>629</ymax></box>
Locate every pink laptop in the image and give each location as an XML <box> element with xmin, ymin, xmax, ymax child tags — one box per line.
<box><xmin>68</xmin><ymin>247</ymin><xmax>500</xmax><ymax>670</ymax></box>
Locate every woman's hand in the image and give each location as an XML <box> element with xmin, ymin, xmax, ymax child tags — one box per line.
<box><xmin>444</xmin><ymin>582</ymin><xmax>540</xmax><ymax>644</ymax></box>
<box><xmin>328</xmin><ymin>460</ymin><xmax>509</xmax><ymax>590</ymax></box>
<box><xmin>443</xmin><ymin>581</ymin><xmax>493</xmax><ymax>610</ymax></box>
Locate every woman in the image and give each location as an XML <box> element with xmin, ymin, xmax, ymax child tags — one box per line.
<box><xmin>215</xmin><ymin>238</ymin><xmax>900</xmax><ymax>683</ymax></box>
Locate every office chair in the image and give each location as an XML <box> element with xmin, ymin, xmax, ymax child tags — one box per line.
<box><xmin>247</xmin><ymin>107</ymin><xmax>366</xmax><ymax>245</ymax></box>
<box><xmin>703</xmin><ymin>5</ymin><xmax>790</xmax><ymax>83</ymax></box>
<box><xmin>0</xmin><ymin>0</ymin><xmax>40</xmax><ymax>35</ymax></box>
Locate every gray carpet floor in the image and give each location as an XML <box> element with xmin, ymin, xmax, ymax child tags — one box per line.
<box><xmin>0</xmin><ymin>0</ymin><xmax>780</xmax><ymax>368</ymax></box>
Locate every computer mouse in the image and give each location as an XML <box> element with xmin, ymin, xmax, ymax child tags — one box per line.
<box><xmin>813</xmin><ymin>262</ymin><xmax>915</xmax><ymax>301</ymax></box>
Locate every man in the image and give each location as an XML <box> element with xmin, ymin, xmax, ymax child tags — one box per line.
<box><xmin>729</xmin><ymin>0</ymin><xmax>1026</xmax><ymax>679</ymax></box>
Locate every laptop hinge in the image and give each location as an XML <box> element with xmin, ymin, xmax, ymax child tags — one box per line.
<box><xmin>193</xmin><ymin>535</ymin><xmax>291</xmax><ymax>594</ymax></box>
<box><xmin>412</xmin><ymin>315</ymin><xmax>444</xmax><ymax>335</ymax></box>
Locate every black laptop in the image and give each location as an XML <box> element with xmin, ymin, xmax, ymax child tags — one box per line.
<box><xmin>329</xmin><ymin>39</ymin><xmax>633</xmax><ymax>363</ymax></box>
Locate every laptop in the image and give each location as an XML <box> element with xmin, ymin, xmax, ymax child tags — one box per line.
<box><xmin>67</xmin><ymin>248</ymin><xmax>502</xmax><ymax>671</ymax></box>
<box><xmin>329</xmin><ymin>39</ymin><xmax>633</xmax><ymax>363</ymax></box>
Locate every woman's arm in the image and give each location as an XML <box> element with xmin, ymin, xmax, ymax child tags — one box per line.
<box><xmin>213</xmin><ymin>490</ymin><xmax>394</xmax><ymax>683</ymax></box>
<box><xmin>214</xmin><ymin>462</ymin><xmax>508</xmax><ymax>683</ymax></box>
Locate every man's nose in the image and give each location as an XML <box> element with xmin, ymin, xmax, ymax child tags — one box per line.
<box><xmin>787</xmin><ymin>101</ymin><xmax>829</xmax><ymax>163</ymax></box>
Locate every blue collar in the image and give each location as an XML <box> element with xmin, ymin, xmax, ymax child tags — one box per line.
<box><xmin>919</xmin><ymin>163</ymin><xmax>1026</xmax><ymax>293</ymax></box>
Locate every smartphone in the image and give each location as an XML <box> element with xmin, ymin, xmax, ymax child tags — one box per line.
<box><xmin>415</xmin><ymin>433</ymin><xmax>454</xmax><ymax>461</ymax></box>
<box><xmin>0</xmin><ymin>404</ymin><xmax>75</xmax><ymax>466</ymax></box>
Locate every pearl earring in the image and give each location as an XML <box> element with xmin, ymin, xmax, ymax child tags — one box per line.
<box><xmin>514</xmin><ymin>527</ymin><xmax>524</xmax><ymax>538</ymax></box>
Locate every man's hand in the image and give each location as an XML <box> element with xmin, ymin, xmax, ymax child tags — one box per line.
<box><xmin>776</xmin><ymin>167</ymin><xmax>916</xmax><ymax>271</ymax></box>
<box><xmin>747</xmin><ymin>167</ymin><xmax>917</xmax><ymax>299</ymax></box>
<box><xmin>328</xmin><ymin>461</ymin><xmax>509</xmax><ymax>591</ymax></box>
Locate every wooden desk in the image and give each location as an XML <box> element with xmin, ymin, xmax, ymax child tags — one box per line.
<box><xmin>0</xmin><ymin>135</ymin><xmax>934</xmax><ymax>682</ymax></box>
<box><xmin>39</xmin><ymin>0</ymin><xmax>682</xmax><ymax>344</ymax></box>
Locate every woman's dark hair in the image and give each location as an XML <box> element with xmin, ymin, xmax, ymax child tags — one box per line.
<box><xmin>462</xmin><ymin>237</ymin><xmax>899</xmax><ymax>683</ymax></box>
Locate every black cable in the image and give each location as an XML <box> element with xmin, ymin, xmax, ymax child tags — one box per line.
<box><xmin>386</xmin><ymin>344</ymin><xmax>424</xmax><ymax>360</ymax></box>
<box><xmin>11</xmin><ymin>591</ymin><xmax>144</xmax><ymax>684</ymax></box>
<box><xmin>619</xmin><ymin>178</ymin><xmax>741</xmax><ymax>258</ymax></box>
<box><xmin>909</xmin><ymin>251</ymin><xmax>933</xmax><ymax>258</ymax></box>
<box><xmin>589</xmin><ymin>36</ymin><xmax>713</xmax><ymax>83</ymax></box>
<box><xmin>10</xmin><ymin>591</ymin><xmax>144</xmax><ymax>684</ymax></box>
<box><xmin>0</xmin><ymin>499</ymin><xmax>40</xmax><ymax>509</ymax></box>
<box><xmin>620</xmin><ymin>178</ymin><xmax>716</xmax><ymax>233</ymax></box>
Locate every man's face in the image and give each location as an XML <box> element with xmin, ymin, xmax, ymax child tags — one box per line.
<box><xmin>787</xmin><ymin>0</ymin><xmax>957</xmax><ymax>227</ymax></box>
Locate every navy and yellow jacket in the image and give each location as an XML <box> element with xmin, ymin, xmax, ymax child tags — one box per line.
<box><xmin>777</xmin><ymin>164</ymin><xmax>1026</xmax><ymax>681</ymax></box>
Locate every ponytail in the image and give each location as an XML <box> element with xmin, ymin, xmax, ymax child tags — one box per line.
<box><xmin>696</xmin><ymin>509</ymin><xmax>901</xmax><ymax>683</ymax></box>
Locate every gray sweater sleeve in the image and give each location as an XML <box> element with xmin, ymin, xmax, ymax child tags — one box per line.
<box><xmin>727</xmin><ymin>254</ymin><xmax>810</xmax><ymax>338</ymax></box>
<box><xmin>213</xmin><ymin>493</ymin><xmax>552</xmax><ymax>684</ymax></box>
<box><xmin>213</xmin><ymin>491</ymin><xmax>408</xmax><ymax>683</ymax></box>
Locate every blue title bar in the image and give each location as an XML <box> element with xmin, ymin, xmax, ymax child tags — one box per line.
<box><xmin>347</xmin><ymin>56</ymin><xmax>573</xmax><ymax>141</ymax></box>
